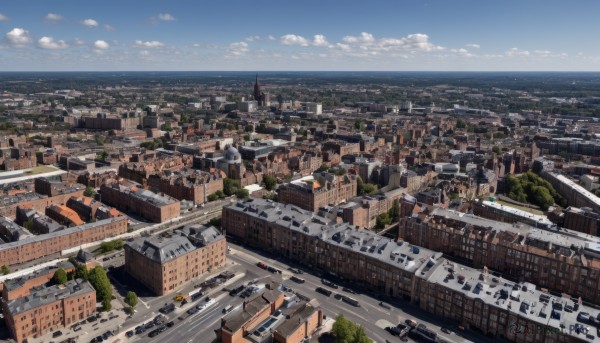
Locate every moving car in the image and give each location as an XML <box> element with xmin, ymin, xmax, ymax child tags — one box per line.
<box><xmin>315</xmin><ymin>287</ymin><xmax>332</xmax><ymax>296</ymax></box>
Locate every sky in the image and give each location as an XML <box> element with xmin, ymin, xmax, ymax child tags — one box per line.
<box><xmin>0</xmin><ymin>0</ymin><xmax>598</xmax><ymax>71</ymax></box>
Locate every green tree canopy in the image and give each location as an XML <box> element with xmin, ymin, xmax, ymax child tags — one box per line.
<box><xmin>505</xmin><ymin>172</ymin><xmax>566</xmax><ymax>210</ymax></box>
<box><xmin>332</xmin><ymin>315</ymin><xmax>371</xmax><ymax>343</ymax></box>
<box><xmin>84</xmin><ymin>186</ymin><xmax>97</xmax><ymax>198</ymax></box>
<box><xmin>88</xmin><ymin>266</ymin><xmax>112</xmax><ymax>311</ymax></box>
<box><xmin>51</xmin><ymin>268</ymin><xmax>68</xmax><ymax>285</ymax></box>
<box><xmin>1</xmin><ymin>265</ymin><xmax>9</xmax><ymax>275</ymax></box>
<box><xmin>75</xmin><ymin>264</ymin><xmax>89</xmax><ymax>281</ymax></box>
<box><xmin>223</xmin><ymin>178</ymin><xmax>241</xmax><ymax>196</ymax></box>
<box><xmin>235</xmin><ymin>188</ymin><xmax>249</xmax><ymax>199</ymax></box>
<box><xmin>263</xmin><ymin>175</ymin><xmax>277</xmax><ymax>191</ymax></box>
<box><xmin>124</xmin><ymin>291</ymin><xmax>138</xmax><ymax>309</ymax></box>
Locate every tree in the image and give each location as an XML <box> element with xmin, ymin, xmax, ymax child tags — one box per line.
<box><xmin>97</xmin><ymin>150</ymin><xmax>109</xmax><ymax>162</ymax></box>
<box><xmin>162</xmin><ymin>122</ymin><xmax>172</xmax><ymax>131</ymax></box>
<box><xmin>75</xmin><ymin>265</ymin><xmax>89</xmax><ymax>281</ymax></box>
<box><xmin>263</xmin><ymin>175</ymin><xmax>277</xmax><ymax>191</ymax></box>
<box><xmin>316</xmin><ymin>163</ymin><xmax>329</xmax><ymax>172</ymax></box>
<box><xmin>51</xmin><ymin>268</ymin><xmax>68</xmax><ymax>285</ymax></box>
<box><xmin>332</xmin><ymin>315</ymin><xmax>371</xmax><ymax>343</ymax></box>
<box><xmin>207</xmin><ymin>193</ymin><xmax>218</xmax><ymax>202</ymax></box>
<box><xmin>388</xmin><ymin>199</ymin><xmax>400</xmax><ymax>222</ymax></box>
<box><xmin>88</xmin><ymin>266</ymin><xmax>112</xmax><ymax>311</ymax></box>
<box><xmin>1</xmin><ymin>265</ymin><xmax>9</xmax><ymax>275</ymax></box>
<box><xmin>94</xmin><ymin>135</ymin><xmax>105</xmax><ymax>146</ymax></box>
<box><xmin>23</xmin><ymin>219</ymin><xmax>33</xmax><ymax>231</ymax></box>
<box><xmin>235</xmin><ymin>188</ymin><xmax>249</xmax><ymax>199</ymax></box>
<box><xmin>84</xmin><ymin>186</ymin><xmax>97</xmax><ymax>198</ymax></box>
<box><xmin>100</xmin><ymin>239</ymin><xmax>125</xmax><ymax>253</ymax></box>
<box><xmin>245</xmin><ymin>124</ymin><xmax>254</xmax><ymax>132</ymax></box>
<box><xmin>124</xmin><ymin>291</ymin><xmax>138</xmax><ymax>310</ymax></box>
<box><xmin>223</xmin><ymin>178</ymin><xmax>241</xmax><ymax>196</ymax></box>
<box><xmin>492</xmin><ymin>145</ymin><xmax>501</xmax><ymax>155</ymax></box>
<box><xmin>456</xmin><ymin>119</ymin><xmax>466</xmax><ymax>129</ymax></box>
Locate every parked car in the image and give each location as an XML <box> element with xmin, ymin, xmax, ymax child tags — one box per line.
<box><xmin>52</xmin><ymin>331</ymin><xmax>63</xmax><ymax>338</ymax></box>
<box><xmin>126</xmin><ymin>330</ymin><xmax>134</xmax><ymax>337</ymax></box>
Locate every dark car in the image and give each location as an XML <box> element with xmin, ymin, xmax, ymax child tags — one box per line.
<box><xmin>316</xmin><ymin>287</ymin><xmax>332</xmax><ymax>296</ymax></box>
<box><xmin>187</xmin><ymin>307</ymin><xmax>199</xmax><ymax>315</ymax></box>
<box><xmin>126</xmin><ymin>330</ymin><xmax>134</xmax><ymax>337</ymax></box>
<box><xmin>290</xmin><ymin>276</ymin><xmax>305</xmax><ymax>284</ymax></box>
<box><xmin>322</xmin><ymin>279</ymin><xmax>339</xmax><ymax>289</ymax></box>
<box><xmin>166</xmin><ymin>321</ymin><xmax>175</xmax><ymax>328</ymax></box>
<box><xmin>95</xmin><ymin>336</ymin><xmax>104</xmax><ymax>342</ymax></box>
<box><xmin>100</xmin><ymin>318</ymin><xmax>108</xmax><ymax>323</ymax></box>
<box><xmin>148</xmin><ymin>330</ymin><xmax>159</xmax><ymax>338</ymax></box>
<box><xmin>441</xmin><ymin>327</ymin><xmax>452</xmax><ymax>334</ymax></box>
<box><xmin>387</xmin><ymin>326</ymin><xmax>402</xmax><ymax>336</ymax></box>
<box><xmin>53</xmin><ymin>331</ymin><xmax>63</xmax><ymax>338</ymax></box>
<box><xmin>73</xmin><ymin>326</ymin><xmax>82</xmax><ymax>332</ymax></box>
<box><xmin>342</xmin><ymin>287</ymin><xmax>357</xmax><ymax>294</ymax></box>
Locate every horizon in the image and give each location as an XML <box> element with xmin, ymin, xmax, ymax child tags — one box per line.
<box><xmin>1</xmin><ymin>0</ymin><xmax>600</xmax><ymax>71</ymax></box>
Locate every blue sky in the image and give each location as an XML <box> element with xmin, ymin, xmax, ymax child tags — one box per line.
<box><xmin>0</xmin><ymin>0</ymin><xmax>598</xmax><ymax>71</ymax></box>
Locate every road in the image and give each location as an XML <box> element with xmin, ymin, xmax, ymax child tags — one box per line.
<box><xmin>128</xmin><ymin>243</ymin><xmax>489</xmax><ymax>343</ymax></box>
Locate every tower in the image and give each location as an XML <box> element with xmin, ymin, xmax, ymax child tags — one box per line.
<box><xmin>253</xmin><ymin>74</ymin><xmax>263</xmax><ymax>106</ymax></box>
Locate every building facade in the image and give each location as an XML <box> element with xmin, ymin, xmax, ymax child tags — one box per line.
<box><xmin>0</xmin><ymin>217</ymin><xmax>127</xmax><ymax>267</ymax></box>
<box><xmin>277</xmin><ymin>173</ymin><xmax>357</xmax><ymax>212</ymax></box>
<box><xmin>100</xmin><ymin>183</ymin><xmax>180</xmax><ymax>223</ymax></box>
<box><xmin>124</xmin><ymin>225</ymin><xmax>226</xmax><ymax>295</ymax></box>
<box><xmin>3</xmin><ymin>279</ymin><xmax>96</xmax><ymax>343</ymax></box>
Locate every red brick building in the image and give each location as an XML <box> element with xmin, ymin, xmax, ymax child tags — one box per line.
<box><xmin>3</xmin><ymin>279</ymin><xmax>96</xmax><ymax>343</ymax></box>
<box><xmin>124</xmin><ymin>225</ymin><xmax>226</xmax><ymax>295</ymax></box>
<box><xmin>100</xmin><ymin>183</ymin><xmax>180</xmax><ymax>223</ymax></box>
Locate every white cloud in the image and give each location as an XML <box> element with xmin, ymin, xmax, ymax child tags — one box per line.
<box><xmin>73</xmin><ymin>38</ymin><xmax>86</xmax><ymax>46</ymax></box>
<box><xmin>158</xmin><ymin>13</ymin><xmax>176</xmax><ymax>21</ymax></box>
<box><xmin>342</xmin><ymin>32</ymin><xmax>375</xmax><ymax>44</ymax></box>
<box><xmin>246</xmin><ymin>35</ymin><xmax>260</xmax><ymax>42</ymax></box>
<box><xmin>312</xmin><ymin>34</ymin><xmax>329</xmax><ymax>47</ymax></box>
<box><xmin>38</xmin><ymin>36</ymin><xmax>69</xmax><ymax>49</ymax></box>
<box><xmin>267</xmin><ymin>35</ymin><xmax>276</xmax><ymax>41</ymax></box>
<box><xmin>104</xmin><ymin>24</ymin><xmax>115</xmax><ymax>31</ymax></box>
<box><xmin>5</xmin><ymin>28</ymin><xmax>32</xmax><ymax>47</ymax></box>
<box><xmin>228</xmin><ymin>41</ymin><xmax>248</xmax><ymax>56</ymax></box>
<box><xmin>93</xmin><ymin>40</ymin><xmax>110</xmax><ymax>50</ymax></box>
<box><xmin>466</xmin><ymin>43</ymin><xmax>480</xmax><ymax>49</ymax></box>
<box><xmin>280</xmin><ymin>34</ymin><xmax>310</xmax><ymax>46</ymax></box>
<box><xmin>0</xmin><ymin>13</ymin><xmax>8</xmax><ymax>21</ymax></box>
<box><xmin>505</xmin><ymin>47</ymin><xmax>530</xmax><ymax>57</ymax></box>
<box><xmin>335</xmin><ymin>32</ymin><xmax>444</xmax><ymax>55</ymax></box>
<box><xmin>45</xmin><ymin>13</ymin><xmax>63</xmax><ymax>21</ymax></box>
<box><xmin>133</xmin><ymin>40</ymin><xmax>165</xmax><ymax>48</ymax></box>
<box><xmin>81</xmin><ymin>19</ymin><xmax>99</xmax><ymax>28</ymax></box>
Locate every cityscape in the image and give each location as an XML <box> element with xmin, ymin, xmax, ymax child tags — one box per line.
<box><xmin>1</xmin><ymin>1</ymin><xmax>600</xmax><ymax>343</ymax></box>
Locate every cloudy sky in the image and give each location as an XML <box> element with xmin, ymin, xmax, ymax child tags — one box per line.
<box><xmin>0</xmin><ymin>0</ymin><xmax>598</xmax><ymax>71</ymax></box>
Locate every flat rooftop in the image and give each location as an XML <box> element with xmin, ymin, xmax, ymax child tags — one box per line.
<box><xmin>421</xmin><ymin>258</ymin><xmax>600</xmax><ymax>342</ymax></box>
<box><xmin>228</xmin><ymin>198</ymin><xmax>441</xmax><ymax>273</ymax></box>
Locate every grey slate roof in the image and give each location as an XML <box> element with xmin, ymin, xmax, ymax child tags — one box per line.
<box><xmin>6</xmin><ymin>278</ymin><xmax>95</xmax><ymax>315</ymax></box>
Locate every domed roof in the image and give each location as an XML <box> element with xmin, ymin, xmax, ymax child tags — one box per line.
<box><xmin>225</xmin><ymin>146</ymin><xmax>241</xmax><ymax>162</ymax></box>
